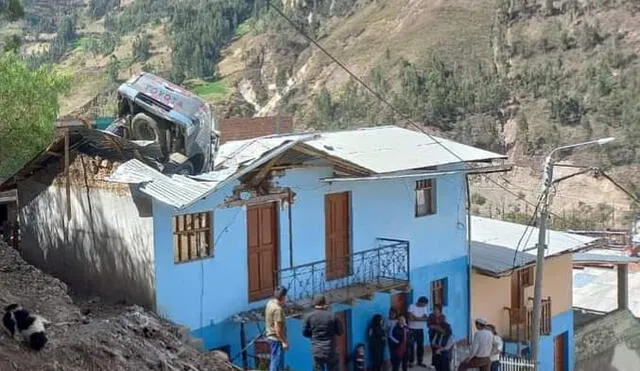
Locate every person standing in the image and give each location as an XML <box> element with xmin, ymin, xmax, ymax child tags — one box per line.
<box><xmin>457</xmin><ymin>318</ymin><xmax>493</xmax><ymax>371</ymax></box>
<box><xmin>265</xmin><ymin>287</ymin><xmax>288</xmax><ymax>371</ymax></box>
<box><xmin>389</xmin><ymin>314</ymin><xmax>411</xmax><ymax>371</ymax></box>
<box><xmin>367</xmin><ymin>314</ymin><xmax>386</xmax><ymax>371</ymax></box>
<box><xmin>427</xmin><ymin>304</ymin><xmax>445</xmax><ymax>368</ymax></box>
<box><xmin>302</xmin><ymin>295</ymin><xmax>344</xmax><ymax>371</ymax></box>
<box><xmin>408</xmin><ymin>296</ymin><xmax>429</xmax><ymax>367</ymax></box>
<box><xmin>431</xmin><ymin>316</ymin><xmax>454</xmax><ymax>371</ymax></box>
<box><xmin>487</xmin><ymin>324</ymin><xmax>503</xmax><ymax>371</ymax></box>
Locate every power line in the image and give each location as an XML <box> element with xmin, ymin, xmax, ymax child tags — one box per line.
<box><xmin>265</xmin><ymin>1</ymin><xmax>607</xmax><ymax>247</ymax></box>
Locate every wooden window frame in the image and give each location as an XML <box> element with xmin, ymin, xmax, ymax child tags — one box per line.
<box><xmin>172</xmin><ymin>212</ymin><xmax>213</xmax><ymax>264</ymax></box>
<box><xmin>431</xmin><ymin>277</ymin><xmax>448</xmax><ymax>308</ymax></box>
<box><xmin>415</xmin><ymin>179</ymin><xmax>437</xmax><ymax>217</ymax></box>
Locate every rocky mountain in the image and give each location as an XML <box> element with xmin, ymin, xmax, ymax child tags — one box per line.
<box><xmin>3</xmin><ymin>0</ymin><xmax>639</xmax><ymax>228</ymax></box>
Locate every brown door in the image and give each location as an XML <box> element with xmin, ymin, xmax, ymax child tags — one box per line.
<box><xmin>247</xmin><ymin>203</ymin><xmax>278</xmax><ymax>302</ymax></box>
<box><xmin>554</xmin><ymin>332</ymin><xmax>566</xmax><ymax>371</ymax></box>
<box><xmin>325</xmin><ymin>192</ymin><xmax>351</xmax><ymax>280</ymax></box>
<box><xmin>335</xmin><ymin>310</ymin><xmax>350</xmax><ymax>371</ymax></box>
<box><xmin>391</xmin><ymin>292</ymin><xmax>408</xmax><ymax>317</ymax></box>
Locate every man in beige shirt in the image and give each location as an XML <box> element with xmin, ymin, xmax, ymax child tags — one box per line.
<box><xmin>265</xmin><ymin>287</ymin><xmax>288</xmax><ymax>371</ymax></box>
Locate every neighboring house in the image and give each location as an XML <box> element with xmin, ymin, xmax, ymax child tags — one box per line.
<box><xmin>572</xmin><ymin>248</ymin><xmax>640</xmax><ymax>370</ymax></box>
<box><xmin>3</xmin><ymin>124</ymin><xmax>505</xmax><ymax>369</ymax></box>
<box><xmin>470</xmin><ymin>216</ymin><xmax>600</xmax><ymax>371</ymax></box>
<box><xmin>0</xmin><ymin>127</ymin><xmax>162</xmax><ymax>307</ymax></box>
<box><xmin>573</xmin><ymin>249</ymin><xmax>640</xmax><ymax>317</ymax></box>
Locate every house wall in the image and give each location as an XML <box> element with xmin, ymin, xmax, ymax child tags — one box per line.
<box><xmin>17</xmin><ymin>156</ymin><xmax>155</xmax><ymax>307</ymax></box>
<box><xmin>153</xmin><ymin>165</ymin><xmax>470</xmax><ymax>368</ymax></box>
<box><xmin>471</xmin><ymin>253</ymin><xmax>574</xmax><ymax>370</ymax></box>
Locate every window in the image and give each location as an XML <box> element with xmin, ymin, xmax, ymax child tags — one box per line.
<box><xmin>517</xmin><ymin>266</ymin><xmax>534</xmax><ymax>287</ymax></box>
<box><xmin>415</xmin><ymin>179</ymin><xmax>436</xmax><ymax>217</ymax></box>
<box><xmin>431</xmin><ymin>278</ymin><xmax>448</xmax><ymax>307</ymax></box>
<box><xmin>172</xmin><ymin>212</ymin><xmax>213</xmax><ymax>263</ymax></box>
<box><xmin>511</xmin><ymin>266</ymin><xmax>534</xmax><ymax>323</ymax></box>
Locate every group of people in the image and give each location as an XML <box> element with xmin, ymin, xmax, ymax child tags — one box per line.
<box><xmin>263</xmin><ymin>287</ymin><xmax>502</xmax><ymax>371</ymax></box>
<box><xmin>457</xmin><ymin>318</ymin><xmax>503</xmax><ymax>371</ymax></box>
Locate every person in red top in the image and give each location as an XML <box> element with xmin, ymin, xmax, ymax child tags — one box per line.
<box><xmin>389</xmin><ymin>314</ymin><xmax>410</xmax><ymax>371</ymax></box>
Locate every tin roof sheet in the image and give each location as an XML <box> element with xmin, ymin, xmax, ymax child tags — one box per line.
<box><xmin>471</xmin><ymin>216</ymin><xmax>599</xmax><ymax>257</ymax></box>
<box><xmin>471</xmin><ymin>241</ymin><xmax>537</xmax><ymax>276</ymax></box>
<box><xmin>108</xmin><ymin>159</ymin><xmax>212</xmax><ymax>208</ymax></box>
<box><xmin>109</xmin><ymin>126</ymin><xmax>506</xmax><ymax>208</ymax></box>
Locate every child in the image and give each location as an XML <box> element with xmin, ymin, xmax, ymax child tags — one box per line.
<box><xmin>351</xmin><ymin>343</ymin><xmax>366</xmax><ymax>371</ymax></box>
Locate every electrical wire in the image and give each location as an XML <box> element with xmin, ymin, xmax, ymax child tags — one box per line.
<box><xmin>265</xmin><ymin>0</ymin><xmax>598</xmax><ymax>263</ymax></box>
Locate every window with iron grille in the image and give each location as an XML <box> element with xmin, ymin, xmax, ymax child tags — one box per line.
<box><xmin>431</xmin><ymin>278</ymin><xmax>448</xmax><ymax>307</ymax></box>
<box><xmin>172</xmin><ymin>212</ymin><xmax>213</xmax><ymax>263</ymax></box>
<box><xmin>415</xmin><ymin>179</ymin><xmax>436</xmax><ymax>217</ymax></box>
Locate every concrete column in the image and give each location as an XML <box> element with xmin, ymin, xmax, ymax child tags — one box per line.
<box><xmin>618</xmin><ymin>264</ymin><xmax>629</xmax><ymax>310</ymax></box>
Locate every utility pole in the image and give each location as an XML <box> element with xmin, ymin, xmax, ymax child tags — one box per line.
<box><xmin>530</xmin><ymin>137</ymin><xmax>615</xmax><ymax>367</ymax></box>
<box><xmin>530</xmin><ymin>155</ymin><xmax>553</xmax><ymax>364</ymax></box>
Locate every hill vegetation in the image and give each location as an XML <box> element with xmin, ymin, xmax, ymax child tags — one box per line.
<box><xmin>1</xmin><ymin>0</ymin><xmax>639</xmax><ymax>226</ymax></box>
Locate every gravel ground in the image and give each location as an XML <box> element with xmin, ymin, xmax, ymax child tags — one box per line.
<box><xmin>0</xmin><ymin>242</ymin><xmax>236</xmax><ymax>371</ymax></box>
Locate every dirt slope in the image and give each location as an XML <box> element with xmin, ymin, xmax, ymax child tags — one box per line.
<box><xmin>0</xmin><ymin>242</ymin><xmax>235</xmax><ymax>371</ymax></box>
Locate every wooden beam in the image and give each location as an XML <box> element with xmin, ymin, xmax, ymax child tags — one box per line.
<box><xmin>247</xmin><ymin>153</ymin><xmax>286</xmax><ymax>188</ymax></box>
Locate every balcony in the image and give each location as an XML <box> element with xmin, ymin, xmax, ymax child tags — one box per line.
<box><xmin>504</xmin><ymin>297</ymin><xmax>552</xmax><ymax>342</ymax></box>
<box><xmin>276</xmin><ymin>238</ymin><xmax>410</xmax><ymax>307</ymax></box>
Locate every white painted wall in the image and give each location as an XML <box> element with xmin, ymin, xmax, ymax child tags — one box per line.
<box><xmin>18</xmin><ymin>178</ymin><xmax>155</xmax><ymax>308</ymax></box>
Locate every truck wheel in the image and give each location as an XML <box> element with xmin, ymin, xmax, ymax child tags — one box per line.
<box><xmin>131</xmin><ymin>113</ymin><xmax>162</xmax><ymax>141</ymax></box>
<box><xmin>164</xmin><ymin>160</ymin><xmax>194</xmax><ymax>176</ymax></box>
<box><xmin>174</xmin><ymin>161</ymin><xmax>194</xmax><ymax>176</ymax></box>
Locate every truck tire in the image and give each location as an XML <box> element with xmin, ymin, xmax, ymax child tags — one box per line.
<box><xmin>131</xmin><ymin>112</ymin><xmax>162</xmax><ymax>142</ymax></box>
<box><xmin>164</xmin><ymin>159</ymin><xmax>194</xmax><ymax>176</ymax></box>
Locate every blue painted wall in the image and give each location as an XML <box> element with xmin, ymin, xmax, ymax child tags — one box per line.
<box><xmin>152</xmin><ymin>165</ymin><xmax>470</xmax><ymax>368</ymax></box>
<box><xmin>503</xmin><ymin>309</ymin><xmax>574</xmax><ymax>371</ymax></box>
<box><xmin>539</xmin><ymin>309</ymin><xmax>574</xmax><ymax>371</ymax></box>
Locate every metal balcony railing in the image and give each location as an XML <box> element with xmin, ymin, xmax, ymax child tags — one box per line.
<box><xmin>275</xmin><ymin>238</ymin><xmax>410</xmax><ymax>305</ymax></box>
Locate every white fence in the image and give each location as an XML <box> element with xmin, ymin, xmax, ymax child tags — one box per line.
<box><xmin>498</xmin><ymin>354</ymin><xmax>536</xmax><ymax>370</ymax></box>
<box><xmin>451</xmin><ymin>345</ymin><xmax>536</xmax><ymax>370</ymax></box>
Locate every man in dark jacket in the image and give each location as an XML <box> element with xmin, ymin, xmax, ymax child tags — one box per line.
<box><xmin>303</xmin><ymin>295</ymin><xmax>344</xmax><ymax>371</ymax></box>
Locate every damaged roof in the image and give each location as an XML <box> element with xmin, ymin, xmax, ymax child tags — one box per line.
<box><xmin>106</xmin><ymin>125</ymin><xmax>505</xmax><ymax>209</ymax></box>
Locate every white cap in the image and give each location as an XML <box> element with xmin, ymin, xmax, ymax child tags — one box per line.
<box><xmin>475</xmin><ymin>318</ymin><xmax>488</xmax><ymax>325</ymax></box>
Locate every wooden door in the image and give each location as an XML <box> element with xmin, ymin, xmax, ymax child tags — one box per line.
<box><xmin>554</xmin><ymin>332</ymin><xmax>566</xmax><ymax>371</ymax></box>
<box><xmin>325</xmin><ymin>192</ymin><xmax>351</xmax><ymax>280</ymax></box>
<box><xmin>391</xmin><ymin>292</ymin><xmax>408</xmax><ymax>317</ymax></box>
<box><xmin>335</xmin><ymin>310</ymin><xmax>350</xmax><ymax>371</ymax></box>
<box><xmin>247</xmin><ymin>203</ymin><xmax>279</xmax><ymax>302</ymax></box>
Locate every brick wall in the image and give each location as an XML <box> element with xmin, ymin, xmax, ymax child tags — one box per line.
<box><xmin>219</xmin><ymin>116</ymin><xmax>293</xmax><ymax>143</ymax></box>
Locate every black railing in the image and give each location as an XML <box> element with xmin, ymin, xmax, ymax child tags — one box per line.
<box><xmin>276</xmin><ymin>238</ymin><xmax>410</xmax><ymax>304</ymax></box>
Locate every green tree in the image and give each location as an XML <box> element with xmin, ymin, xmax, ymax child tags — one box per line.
<box><xmin>0</xmin><ymin>53</ymin><xmax>70</xmax><ymax>176</ymax></box>
<box><xmin>0</xmin><ymin>0</ymin><xmax>24</xmax><ymax>22</ymax></box>
<box><xmin>3</xmin><ymin>34</ymin><xmax>21</xmax><ymax>53</ymax></box>
<box><xmin>132</xmin><ymin>33</ymin><xmax>151</xmax><ymax>62</ymax></box>
<box><xmin>106</xmin><ymin>55</ymin><xmax>119</xmax><ymax>82</ymax></box>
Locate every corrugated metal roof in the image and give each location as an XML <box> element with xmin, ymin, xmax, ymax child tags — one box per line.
<box><xmin>107</xmin><ymin>126</ymin><xmax>506</xmax><ymax>209</ymax></box>
<box><xmin>302</xmin><ymin>126</ymin><xmax>505</xmax><ymax>173</ymax></box>
<box><xmin>108</xmin><ymin>159</ymin><xmax>212</xmax><ymax>208</ymax></box>
<box><xmin>574</xmin><ymin>252</ymin><xmax>640</xmax><ymax>264</ymax></box>
<box><xmin>471</xmin><ymin>216</ymin><xmax>599</xmax><ymax>257</ymax></box>
<box><xmin>471</xmin><ymin>241</ymin><xmax>536</xmax><ymax>276</ymax></box>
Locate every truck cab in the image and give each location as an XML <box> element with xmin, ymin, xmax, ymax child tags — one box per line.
<box><xmin>109</xmin><ymin>72</ymin><xmax>219</xmax><ymax>175</ymax></box>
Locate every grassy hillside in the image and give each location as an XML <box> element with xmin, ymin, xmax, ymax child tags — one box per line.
<box><xmin>3</xmin><ymin>0</ymin><xmax>639</xmax><ymax>227</ymax></box>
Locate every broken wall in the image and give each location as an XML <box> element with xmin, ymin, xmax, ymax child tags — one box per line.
<box><xmin>17</xmin><ymin>153</ymin><xmax>156</xmax><ymax>308</ymax></box>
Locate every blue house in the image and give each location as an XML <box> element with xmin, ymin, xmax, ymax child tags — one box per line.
<box><xmin>102</xmin><ymin>125</ymin><xmax>504</xmax><ymax>369</ymax></box>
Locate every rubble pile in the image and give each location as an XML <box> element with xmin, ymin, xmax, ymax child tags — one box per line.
<box><xmin>0</xmin><ymin>242</ymin><xmax>236</xmax><ymax>370</ymax></box>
